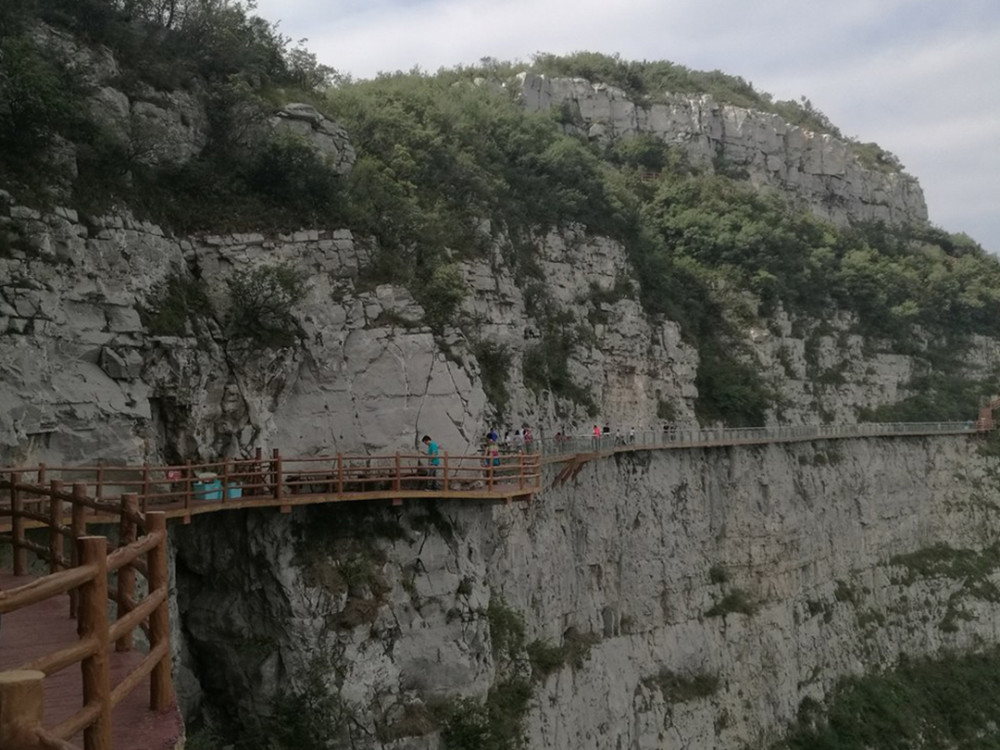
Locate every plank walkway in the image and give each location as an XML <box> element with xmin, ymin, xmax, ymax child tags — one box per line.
<box><xmin>0</xmin><ymin>573</ymin><xmax>183</xmax><ymax>750</ymax></box>
<box><xmin>0</xmin><ymin>418</ymin><xmax>991</xmax><ymax>748</ymax></box>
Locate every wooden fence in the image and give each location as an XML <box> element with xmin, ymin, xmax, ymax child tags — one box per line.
<box><xmin>0</xmin><ymin>448</ymin><xmax>543</xmax><ymax>522</ymax></box>
<box><xmin>0</xmin><ymin>480</ymin><xmax>172</xmax><ymax>750</ymax></box>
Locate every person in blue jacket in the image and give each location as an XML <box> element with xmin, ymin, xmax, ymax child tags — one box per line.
<box><xmin>421</xmin><ymin>434</ymin><xmax>441</xmax><ymax>488</ymax></box>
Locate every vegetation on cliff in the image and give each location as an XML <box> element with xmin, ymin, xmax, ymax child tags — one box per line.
<box><xmin>774</xmin><ymin>648</ymin><xmax>1000</xmax><ymax>750</ymax></box>
<box><xmin>3</xmin><ymin>2</ymin><xmax>1000</xmax><ymax>425</ymax></box>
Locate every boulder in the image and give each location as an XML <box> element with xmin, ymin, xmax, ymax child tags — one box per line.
<box><xmin>270</xmin><ymin>102</ymin><xmax>357</xmax><ymax>176</ymax></box>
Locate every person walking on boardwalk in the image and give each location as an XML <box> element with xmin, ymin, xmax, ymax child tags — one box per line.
<box><xmin>422</xmin><ymin>434</ymin><xmax>441</xmax><ymax>489</ymax></box>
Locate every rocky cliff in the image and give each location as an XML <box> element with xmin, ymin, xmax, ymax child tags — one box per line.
<box><xmin>1</xmin><ymin>37</ymin><xmax>984</xmax><ymax>468</ymax></box>
<box><xmin>3</xmin><ymin>26</ymin><xmax>1000</xmax><ymax>749</ymax></box>
<box><xmin>517</xmin><ymin>73</ymin><xmax>928</xmax><ymax>228</ymax></box>
<box><xmin>172</xmin><ymin>433</ymin><xmax>1000</xmax><ymax>749</ymax></box>
<box><xmin>4</xmin><ymin>189</ymin><xmax>987</xmax><ymax>466</ymax></box>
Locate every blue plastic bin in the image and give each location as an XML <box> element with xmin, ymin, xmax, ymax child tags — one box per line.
<box><xmin>192</xmin><ymin>479</ymin><xmax>223</xmax><ymax>501</ymax></box>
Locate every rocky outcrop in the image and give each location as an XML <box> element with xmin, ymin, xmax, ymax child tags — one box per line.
<box><xmin>173</xmin><ymin>433</ymin><xmax>1000</xmax><ymax>748</ymax></box>
<box><xmin>0</xmin><ymin>195</ymin><xmax>490</xmax><ymax>463</ymax></box>
<box><xmin>517</xmin><ymin>73</ymin><xmax>928</xmax><ymax>228</ymax></box>
<box><xmin>271</xmin><ymin>103</ymin><xmax>358</xmax><ymax>175</ymax></box>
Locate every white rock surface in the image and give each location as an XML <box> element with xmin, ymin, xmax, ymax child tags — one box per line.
<box><xmin>517</xmin><ymin>72</ymin><xmax>928</xmax><ymax>228</ymax></box>
<box><xmin>172</xmin><ymin>434</ymin><xmax>1000</xmax><ymax>749</ymax></box>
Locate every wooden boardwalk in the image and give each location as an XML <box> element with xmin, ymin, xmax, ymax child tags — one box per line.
<box><xmin>0</xmin><ymin>419</ymin><xmax>991</xmax><ymax>748</ymax></box>
<box><xmin>0</xmin><ymin>572</ymin><xmax>183</xmax><ymax>750</ymax></box>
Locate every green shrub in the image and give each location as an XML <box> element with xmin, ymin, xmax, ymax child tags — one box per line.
<box><xmin>244</xmin><ymin>134</ymin><xmax>347</xmax><ymax>220</ymax></box>
<box><xmin>645</xmin><ymin>668</ymin><xmax>720</xmax><ymax>703</ymax></box>
<box><xmin>438</xmin><ymin>678</ymin><xmax>531</xmax><ymax>750</ymax></box>
<box><xmin>774</xmin><ymin>649</ymin><xmax>1000</xmax><ymax>750</ymax></box>
<box><xmin>833</xmin><ymin>580</ymin><xmax>859</xmax><ymax>606</ymax></box>
<box><xmin>526</xmin><ymin>639</ymin><xmax>565</xmax><ymax>680</ymax></box>
<box><xmin>141</xmin><ymin>273</ymin><xmax>211</xmax><ymax>336</ymax></box>
<box><xmin>708</xmin><ymin>564</ymin><xmax>729</xmax><ymax>584</ymax></box>
<box><xmin>890</xmin><ymin>543</ymin><xmax>1000</xmax><ymax>590</ymax></box>
<box><xmin>486</xmin><ymin>596</ymin><xmax>526</xmax><ymax>661</ymax></box>
<box><xmin>473</xmin><ymin>341</ymin><xmax>512</xmax><ymax>417</ymax></box>
<box><xmin>419</xmin><ymin>263</ymin><xmax>467</xmax><ymax>332</ymax></box>
<box><xmin>225</xmin><ymin>264</ymin><xmax>305</xmax><ymax>349</ymax></box>
<box><xmin>263</xmin><ymin>672</ymin><xmax>348</xmax><ymax>750</ymax></box>
<box><xmin>0</xmin><ymin>33</ymin><xmax>83</xmax><ymax>184</ymax></box>
<box><xmin>705</xmin><ymin>589</ymin><xmax>757</xmax><ymax>618</ymax></box>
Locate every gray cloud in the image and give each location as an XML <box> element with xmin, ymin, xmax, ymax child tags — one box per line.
<box><xmin>255</xmin><ymin>0</ymin><xmax>1000</xmax><ymax>252</ymax></box>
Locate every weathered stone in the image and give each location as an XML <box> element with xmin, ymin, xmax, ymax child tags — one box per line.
<box><xmin>517</xmin><ymin>72</ymin><xmax>928</xmax><ymax>227</ymax></box>
<box><xmin>99</xmin><ymin>346</ymin><xmax>143</xmax><ymax>380</ymax></box>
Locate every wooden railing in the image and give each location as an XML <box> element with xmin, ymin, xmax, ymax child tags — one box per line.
<box><xmin>536</xmin><ymin>420</ymin><xmax>987</xmax><ymax>459</ymax></box>
<box><xmin>0</xmin><ymin>481</ymin><xmax>172</xmax><ymax>750</ymax></box>
<box><xmin>0</xmin><ymin>449</ymin><xmax>544</xmax><ymax>520</ymax></box>
<box><xmin>0</xmin><ymin>421</ymin><xmax>986</xmax><ymax>521</ymax></box>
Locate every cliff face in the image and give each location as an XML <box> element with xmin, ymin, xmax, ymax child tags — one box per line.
<box><xmin>172</xmin><ymin>435</ymin><xmax>1000</xmax><ymax>748</ymax></box>
<box><xmin>4</xmin><ymin>195</ymin><xmax>989</xmax><ymax>466</ymax></box>
<box><xmin>517</xmin><ymin>73</ymin><xmax>928</xmax><ymax>228</ymax></box>
<box><xmin>3</xmin><ymin>42</ymin><xmax>999</xmax><ymax>749</ymax></box>
<box><xmin>0</xmin><ymin>51</ymin><xmax>964</xmax><ymax>465</ymax></box>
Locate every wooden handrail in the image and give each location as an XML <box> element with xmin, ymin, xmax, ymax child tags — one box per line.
<box><xmin>106</xmin><ymin>530</ymin><xmax>165</xmax><ymax>573</ymax></box>
<box><xmin>0</xmin><ymin>564</ymin><xmax>98</xmax><ymax>614</ymax></box>
<box><xmin>0</xmin><ymin>487</ymin><xmax>175</xmax><ymax>749</ymax></box>
<box><xmin>0</xmin><ymin>445</ymin><xmax>544</xmax><ymax>512</ymax></box>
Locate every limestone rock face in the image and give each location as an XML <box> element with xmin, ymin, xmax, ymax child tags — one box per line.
<box><xmin>172</xmin><ymin>435</ymin><xmax>1000</xmax><ymax>749</ymax></box>
<box><xmin>517</xmin><ymin>72</ymin><xmax>928</xmax><ymax>227</ymax></box>
<box><xmin>0</xmin><ymin>202</ymin><xmax>487</xmax><ymax>463</ymax></box>
<box><xmin>0</xmin><ymin>192</ymin><xmax>988</xmax><ymax>466</ymax></box>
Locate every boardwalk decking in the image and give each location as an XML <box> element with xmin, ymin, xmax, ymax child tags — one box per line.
<box><xmin>0</xmin><ymin>572</ymin><xmax>184</xmax><ymax>750</ymax></box>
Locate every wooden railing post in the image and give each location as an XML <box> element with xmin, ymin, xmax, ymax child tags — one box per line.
<box><xmin>253</xmin><ymin>447</ymin><xmax>263</xmax><ymax>495</ymax></box>
<box><xmin>0</xmin><ymin>670</ymin><xmax>46</xmax><ymax>750</ymax></box>
<box><xmin>518</xmin><ymin>454</ymin><xmax>525</xmax><ymax>489</ymax></box>
<box><xmin>116</xmin><ymin>494</ymin><xmax>139</xmax><ymax>652</ymax></box>
<box><xmin>272</xmin><ymin>448</ymin><xmax>283</xmax><ymax>501</ymax></box>
<box><xmin>78</xmin><ymin>535</ymin><xmax>112</xmax><ymax>750</ymax></box>
<box><xmin>37</xmin><ymin>462</ymin><xmax>46</xmax><ymax>486</ymax></box>
<box><xmin>442</xmin><ymin>452</ymin><xmax>449</xmax><ymax>493</ymax></box>
<box><xmin>184</xmin><ymin>460</ymin><xmax>193</xmax><ymax>523</ymax></box>
<box><xmin>142</xmin><ymin>464</ymin><xmax>151</xmax><ymax>514</ymax></box>
<box><xmin>394</xmin><ymin>453</ymin><xmax>401</xmax><ymax>494</ymax></box>
<box><xmin>49</xmin><ymin>479</ymin><xmax>64</xmax><ymax>575</ymax></box>
<box><xmin>337</xmin><ymin>453</ymin><xmax>344</xmax><ymax>494</ymax></box>
<box><xmin>146</xmin><ymin>512</ymin><xmax>173</xmax><ymax>711</ymax></box>
<box><xmin>222</xmin><ymin>457</ymin><xmax>231</xmax><ymax>504</ymax></box>
<box><xmin>70</xmin><ymin>482</ymin><xmax>88</xmax><ymax>618</ymax></box>
<box><xmin>11</xmin><ymin>470</ymin><xmax>26</xmax><ymax>576</ymax></box>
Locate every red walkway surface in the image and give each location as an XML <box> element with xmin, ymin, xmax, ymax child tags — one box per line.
<box><xmin>0</xmin><ymin>572</ymin><xmax>184</xmax><ymax>750</ymax></box>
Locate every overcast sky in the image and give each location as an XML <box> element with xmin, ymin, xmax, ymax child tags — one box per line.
<box><xmin>253</xmin><ymin>0</ymin><xmax>1000</xmax><ymax>253</ymax></box>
